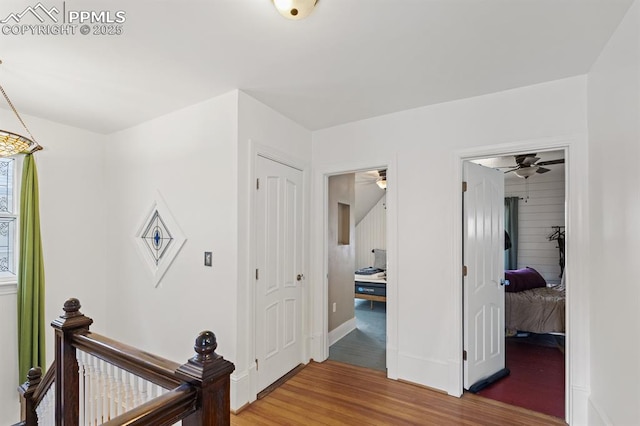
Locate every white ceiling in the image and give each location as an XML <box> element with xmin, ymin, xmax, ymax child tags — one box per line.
<box><xmin>0</xmin><ymin>0</ymin><xmax>633</xmax><ymax>134</ymax></box>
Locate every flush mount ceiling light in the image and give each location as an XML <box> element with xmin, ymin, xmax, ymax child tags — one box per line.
<box><xmin>273</xmin><ymin>0</ymin><xmax>318</xmax><ymax>20</ymax></box>
<box><xmin>0</xmin><ymin>60</ymin><xmax>43</xmax><ymax>157</ymax></box>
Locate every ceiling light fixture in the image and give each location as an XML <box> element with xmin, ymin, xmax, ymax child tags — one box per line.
<box><xmin>0</xmin><ymin>60</ymin><xmax>42</xmax><ymax>157</ymax></box>
<box><xmin>514</xmin><ymin>166</ymin><xmax>538</xmax><ymax>179</ymax></box>
<box><xmin>273</xmin><ymin>0</ymin><xmax>318</xmax><ymax>20</ymax></box>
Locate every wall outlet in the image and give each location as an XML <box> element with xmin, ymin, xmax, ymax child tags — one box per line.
<box><xmin>204</xmin><ymin>251</ymin><xmax>212</xmax><ymax>267</ymax></box>
<box><xmin>332</xmin><ymin>302</ymin><xmax>336</xmax><ymax>313</ymax></box>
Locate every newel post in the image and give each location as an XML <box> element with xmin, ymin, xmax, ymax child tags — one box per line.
<box><xmin>177</xmin><ymin>331</ymin><xmax>235</xmax><ymax>426</ymax></box>
<box><xmin>51</xmin><ymin>298</ymin><xmax>93</xmax><ymax>426</ymax></box>
<box><xmin>18</xmin><ymin>367</ymin><xmax>42</xmax><ymax>426</ymax></box>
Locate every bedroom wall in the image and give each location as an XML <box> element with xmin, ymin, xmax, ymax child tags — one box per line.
<box><xmin>327</xmin><ymin>174</ymin><xmax>356</xmax><ymax>333</ymax></box>
<box><xmin>587</xmin><ymin>1</ymin><xmax>640</xmax><ymax>424</ymax></box>
<box><xmin>355</xmin><ymin>194</ymin><xmax>387</xmax><ymax>270</ymax></box>
<box><xmin>505</xmin><ymin>169</ymin><xmax>565</xmax><ymax>283</ymax></box>
<box><xmin>311</xmin><ymin>75</ymin><xmax>589</xmax><ymax>419</ymax></box>
<box><xmin>0</xmin><ymin>110</ymin><xmax>107</xmax><ymax>425</ymax></box>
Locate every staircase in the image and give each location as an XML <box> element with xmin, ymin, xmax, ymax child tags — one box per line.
<box><xmin>15</xmin><ymin>298</ymin><xmax>234</xmax><ymax>425</ymax></box>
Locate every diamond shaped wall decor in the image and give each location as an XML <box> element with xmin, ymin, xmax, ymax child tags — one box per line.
<box><xmin>135</xmin><ymin>192</ymin><xmax>186</xmax><ymax>287</ymax></box>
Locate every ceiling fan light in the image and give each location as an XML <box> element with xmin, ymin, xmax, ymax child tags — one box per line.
<box><xmin>273</xmin><ymin>0</ymin><xmax>318</xmax><ymax>20</ymax></box>
<box><xmin>514</xmin><ymin>165</ymin><xmax>539</xmax><ymax>178</ymax></box>
<box><xmin>376</xmin><ymin>178</ymin><xmax>387</xmax><ymax>190</ymax></box>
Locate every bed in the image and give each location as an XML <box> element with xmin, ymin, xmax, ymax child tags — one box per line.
<box><xmin>354</xmin><ymin>251</ymin><xmax>387</xmax><ymax>308</ymax></box>
<box><xmin>355</xmin><ymin>273</ymin><xmax>387</xmax><ymax>308</ymax></box>
<box><xmin>504</xmin><ymin>267</ymin><xmax>565</xmax><ymax>335</ymax></box>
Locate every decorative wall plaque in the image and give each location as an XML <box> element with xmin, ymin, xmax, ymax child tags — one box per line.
<box><xmin>135</xmin><ymin>192</ymin><xmax>186</xmax><ymax>287</ymax></box>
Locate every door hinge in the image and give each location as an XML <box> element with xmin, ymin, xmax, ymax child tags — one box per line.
<box><xmin>256</xmin><ymin>178</ymin><xmax>260</xmax><ymax>190</ymax></box>
<box><xmin>463</xmin><ymin>265</ymin><xmax>468</xmax><ymax>277</ymax></box>
<box><xmin>255</xmin><ymin>358</ymin><xmax>258</xmax><ymax>370</ymax></box>
<box><xmin>463</xmin><ymin>350</ymin><xmax>467</xmax><ymax>361</ymax></box>
<box><xmin>256</xmin><ymin>269</ymin><xmax>259</xmax><ymax>280</ymax></box>
<box><xmin>462</xmin><ymin>181</ymin><xmax>467</xmax><ymax>192</ymax></box>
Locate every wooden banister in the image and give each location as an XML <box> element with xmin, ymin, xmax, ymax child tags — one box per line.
<box><xmin>72</xmin><ymin>332</ymin><xmax>182</xmax><ymax>389</ymax></box>
<box><xmin>51</xmin><ymin>297</ymin><xmax>93</xmax><ymax>425</ymax></box>
<box><xmin>101</xmin><ymin>384</ymin><xmax>197</xmax><ymax>426</ymax></box>
<box><xmin>17</xmin><ymin>367</ymin><xmax>41</xmax><ymax>426</ymax></box>
<box><xmin>19</xmin><ymin>298</ymin><xmax>235</xmax><ymax>425</ymax></box>
<box><xmin>31</xmin><ymin>363</ymin><xmax>55</xmax><ymax>406</ymax></box>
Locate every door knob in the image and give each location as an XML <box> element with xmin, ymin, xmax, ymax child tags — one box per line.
<box><xmin>296</xmin><ymin>274</ymin><xmax>304</xmax><ymax>281</ymax></box>
<box><xmin>500</xmin><ymin>279</ymin><xmax>510</xmax><ymax>286</ymax></box>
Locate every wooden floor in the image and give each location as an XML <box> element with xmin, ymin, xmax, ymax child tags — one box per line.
<box><xmin>231</xmin><ymin>360</ymin><xmax>567</xmax><ymax>425</ymax></box>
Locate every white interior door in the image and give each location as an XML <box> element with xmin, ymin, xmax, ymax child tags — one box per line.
<box><xmin>463</xmin><ymin>161</ymin><xmax>505</xmax><ymax>389</ymax></box>
<box><xmin>255</xmin><ymin>156</ymin><xmax>303</xmax><ymax>392</ymax></box>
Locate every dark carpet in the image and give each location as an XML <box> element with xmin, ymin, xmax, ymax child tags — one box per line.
<box><xmin>328</xmin><ymin>299</ymin><xmax>386</xmax><ymax>371</ymax></box>
<box><xmin>477</xmin><ymin>333</ymin><xmax>565</xmax><ymax>419</ymax></box>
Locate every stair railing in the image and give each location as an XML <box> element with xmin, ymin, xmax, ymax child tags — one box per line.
<box><xmin>17</xmin><ymin>298</ymin><xmax>235</xmax><ymax>426</ymax></box>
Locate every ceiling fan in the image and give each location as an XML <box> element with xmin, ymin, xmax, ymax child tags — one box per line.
<box><xmin>356</xmin><ymin>169</ymin><xmax>387</xmax><ymax>189</ymax></box>
<box><xmin>503</xmin><ymin>154</ymin><xmax>564</xmax><ymax>178</ymax></box>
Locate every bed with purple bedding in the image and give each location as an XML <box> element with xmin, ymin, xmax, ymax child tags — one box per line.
<box><xmin>504</xmin><ymin>267</ymin><xmax>565</xmax><ymax>335</ymax></box>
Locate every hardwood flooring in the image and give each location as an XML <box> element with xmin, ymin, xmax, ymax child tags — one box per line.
<box><xmin>231</xmin><ymin>360</ymin><xmax>567</xmax><ymax>425</ymax></box>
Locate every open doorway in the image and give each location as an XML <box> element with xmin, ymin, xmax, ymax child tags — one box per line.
<box><xmin>326</xmin><ymin>169</ymin><xmax>388</xmax><ymax>371</ymax></box>
<box><xmin>464</xmin><ymin>150</ymin><xmax>566</xmax><ymax>419</ymax></box>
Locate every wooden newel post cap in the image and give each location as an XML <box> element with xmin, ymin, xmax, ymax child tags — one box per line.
<box><xmin>193</xmin><ymin>330</ymin><xmax>218</xmax><ymax>362</ymax></box>
<box><xmin>18</xmin><ymin>366</ymin><xmax>42</xmax><ymax>395</ymax></box>
<box><xmin>62</xmin><ymin>298</ymin><xmax>82</xmax><ymax>317</ymax></box>
<box><xmin>176</xmin><ymin>330</ymin><xmax>235</xmax><ymax>384</ymax></box>
<box><xmin>51</xmin><ymin>298</ymin><xmax>93</xmax><ymax>330</ymax></box>
<box><xmin>27</xmin><ymin>367</ymin><xmax>42</xmax><ymax>383</ymax></box>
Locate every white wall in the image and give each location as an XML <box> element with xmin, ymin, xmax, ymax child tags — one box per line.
<box><xmin>0</xmin><ymin>110</ymin><xmax>107</xmax><ymax>425</ymax></box>
<box><xmin>355</xmin><ymin>194</ymin><xmax>387</xmax><ymax>270</ymax></box>
<box><xmin>104</xmin><ymin>92</ymin><xmax>239</xmax><ymax>367</ymax></box>
<box><xmin>311</xmin><ymin>76</ymin><xmax>589</xmax><ymax>420</ymax></box>
<box><xmin>505</xmin><ymin>170</ymin><xmax>565</xmax><ymax>283</ymax></box>
<box><xmin>587</xmin><ymin>1</ymin><xmax>640</xmax><ymax>424</ymax></box>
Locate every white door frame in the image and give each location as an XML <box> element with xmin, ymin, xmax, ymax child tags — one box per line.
<box><xmin>452</xmin><ymin>134</ymin><xmax>590</xmax><ymax>425</ymax></box>
<box><xmin>310</xmin><ymin>156</ymin><xmax>399</xmax><ymax>379</ymax></box>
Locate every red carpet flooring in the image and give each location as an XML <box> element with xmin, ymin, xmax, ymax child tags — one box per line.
<box><xmin>477</xmin><ymin>335</ymin><xmax>565</xmax><ymax>419</ymax></box>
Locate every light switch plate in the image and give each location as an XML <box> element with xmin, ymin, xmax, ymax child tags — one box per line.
<box><xmin>204</xmin><ymin>251</ymin><xmax>212</xmax><ymax>267</ymax></box>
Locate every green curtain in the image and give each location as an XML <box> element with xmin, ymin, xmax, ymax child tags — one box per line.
<box><xmin>17</xmin><ymin>154</ymin><xmax>45</xmax><ymax>383</ymax></box>
<box><xmin>504</xmin><ymin>197</ymin><xmax>519</xmax><ymax>270</ymax></box>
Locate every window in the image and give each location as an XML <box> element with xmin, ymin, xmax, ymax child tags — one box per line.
<box><xmin>0</xmin><ymin>158</ymin><xmax>17</xmax><ymax>282</ymax></box>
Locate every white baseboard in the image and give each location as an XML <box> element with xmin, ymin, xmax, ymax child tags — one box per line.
<box><xmin>310</xmin><ymin>331</ymin><xmax>326</xmax><ymax>361</ymax></box>
<box><xmin>587</xmin><ymin>393</ymin><xmax>613</xmax><ymax>426</ymax></box>
<box><xmin>328</xmin><ymin>318</ymin><xmax>356</xmax><ymax>346</ymax></box>
<box><xmin>396</xmin><ymin>351</ymin><xmax>449</xmax><ymax>393</ymax></box>
<box><xmin>230</xmin><ymin>368</ymin><xmax>251</xmax><ymax>412</ymax></box>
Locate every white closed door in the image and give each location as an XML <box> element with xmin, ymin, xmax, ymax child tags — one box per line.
<box><xmin>255</xmin><ymin>155</ymin><xmax>303</xmax><ymax>392</ymax></box>
<box><xmin>463</xmin><ymin>161</ymin><xmax>505</xmax><ymax>389</ymax></box>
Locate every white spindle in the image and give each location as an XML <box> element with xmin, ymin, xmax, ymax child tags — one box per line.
<box><xmin>71</xmin><ymin>351</ymin><xmax>175</xmax><ymax>425</ymax></box>
<box><xmin>77</xmin><ymin>351</ymin><xmax>86</xmax><ymax>425</ymax></box>
<box><xmin>101</xmin><ymin>359</ymin><xmax>109</xmax><ymax>423</ymax></box>
<box><xmin>35</xmin><ymin>385</ymin><xmax>55</xmax><ymax>426</ymax></box>
<box><xmin>91</xmin><ymin>354</ymin><xmax>100</xmax><ymax>426</ymax></box>
<box><xmin>107</xmin><ymin>362</ymin><xmax>116</xmax><ymax>421</ymax></box>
